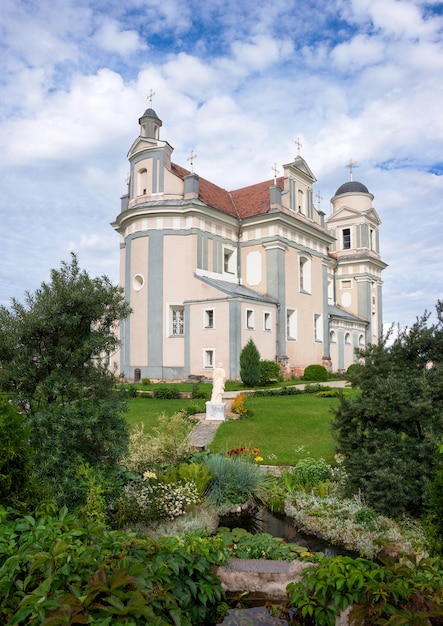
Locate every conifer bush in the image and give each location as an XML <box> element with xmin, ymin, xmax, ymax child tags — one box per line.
<box><xmin>239</xmin><ymin>338</ymin><xmax>261</xmax><ymax>386</ymax></box>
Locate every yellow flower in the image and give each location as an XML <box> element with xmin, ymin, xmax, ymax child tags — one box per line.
<box><xmin>255</xmin><ymin>456</ymin><xmax>263</xmax><ymax>462</ymax></box>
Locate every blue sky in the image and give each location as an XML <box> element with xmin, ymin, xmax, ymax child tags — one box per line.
<box><xmin>1</xmin><ymin>0</ymin><xmax>443</xmax><ymax>330</ymax></box>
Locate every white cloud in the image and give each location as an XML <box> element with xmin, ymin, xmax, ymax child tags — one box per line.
<box><xmin>94</xmin><ymin>19</ymin><xmax>147</xmax><ymax>55</ymax></box>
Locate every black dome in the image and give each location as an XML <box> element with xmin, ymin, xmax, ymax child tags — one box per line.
<box><xmin>140</xmin><ymin>108</ymin><xmax>160</xmax><ymax>120</ymax></box>
<box><xmin>334</xmin><ymin>180</ymin><xmax>369</xmax><ymax>196</ymax></box>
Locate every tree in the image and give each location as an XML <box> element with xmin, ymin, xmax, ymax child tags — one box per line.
<box><xmin>0</xmin><ymin>254</ymin><xmax>132</xmax><ymax>508</ymax></box>
<box><xmin>331</xmin><ymin>303</ymin><xmax>443</xmax><ymax>518</ymax></box>
<box><xmin>239</xmin><ymin>338</ymin><xmax>261</xmax><ymax>387</ymax></box>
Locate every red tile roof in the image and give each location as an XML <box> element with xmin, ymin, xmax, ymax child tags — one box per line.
<box><xmin>171</xmin><ymin>162</ymin><xmax>284</xmax><ymax>220</ymax></box>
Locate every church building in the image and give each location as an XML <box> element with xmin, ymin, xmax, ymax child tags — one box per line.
<box><xmin>111</xmin><ymin>106</ymin><xmax>387</xmax><ymax>381</ymax></box>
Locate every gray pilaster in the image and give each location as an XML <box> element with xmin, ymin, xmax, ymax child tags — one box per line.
<box><xmin>147</xmin><ymin>232</ymin><xmax>164</xmax><ymax>377</ymax></box>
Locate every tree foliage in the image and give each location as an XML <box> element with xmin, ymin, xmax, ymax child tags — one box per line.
<box><xmin>0</xmin><ymin>254</ymin><xmax>131</xmax><ymax>411</ymax></box>
<box><xmin>332</xmin><ymin>302</ymin><xmax>443</xmax><ymax>518</ymax></box>
<box><xmin>0</xmin><ymin>254</ymin><xmax>132</xmax><ymax>509</ymax></box>
<box><xmin>239</xmin><ymin>338</ymin><xmax>261</xmax><ymax>387</ymax></box>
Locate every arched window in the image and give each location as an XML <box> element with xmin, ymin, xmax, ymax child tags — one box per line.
<box><xmin>330</xmin><ymin>330</ymin><xmax>336</xmax><ymax>343</ymax></box>
<box><xmin>298</xmin><ymin>189</ymin><xmax>305</xmax><ymax>213</ymax></box>
<box><xmin>358</xmin><ymin>334</ymin><xmax>365</xmax><ymax>347</ymax></box>
<box><xmin>137</xmin><ymin>168</ymin><xmax>148</xmax><ymax>196</ymax></box>
<box><xmin>345</xmin><ymin>332</ymin><xmax>351</xmax><ymax>345</ymax></box>
<box><xmin>299</xmin><ymin>255</ymin><xmax>311</xmax><ymax>293</ymax></box>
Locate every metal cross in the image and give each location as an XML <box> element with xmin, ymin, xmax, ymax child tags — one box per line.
<box><xmin>316</xmin><ymin>190</ymin><xmax>323</xmax><ymax>208</ymax></box>
<box><xmin>295</xmin><ymin>137</ymin><xmax>303</xmax><ymax>156</ymax></box>
<box><xmin>346</xmin><ymin>159</ymin><xmax>357</xmax><ymax>180</ymax></box>
<box><xmin>271</xmin><ymin>162</ymin><xmax>279</xmax><ymax>184</ymax></box>
<box><xmin>187</xmin><ymin>150</ymin><xmax>197</xmax><ymax>173</ymax></box>
<box><xmin>147</xmin><ymin>89</ymin><xmax>156</xmax><ymax>107</ymax></box>
<box><xmin>125</xmin><ymin>172</ymin><xmax>130</xmax><ymax>187</ymax></box>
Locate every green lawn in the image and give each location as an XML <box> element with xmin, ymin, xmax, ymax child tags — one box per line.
<box><xmin>125</xmin><ymin>392</ymin><xmax>349</xmax><ymax>466</ymax></box>
<box><xmin>209</xmin><ymin>394</ymin><xmax>342</xmax><ymax>466</ymax></box>
<box><xmin>124</xmin><ymin>397</ymin><xmax>207</xmax><ymax>431</ymax></box>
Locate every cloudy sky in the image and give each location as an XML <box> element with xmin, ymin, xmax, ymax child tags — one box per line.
<box><xmin>1</xmin><ymin>0</ymin><xmax>442</xmax><ymax>330</ymax></box>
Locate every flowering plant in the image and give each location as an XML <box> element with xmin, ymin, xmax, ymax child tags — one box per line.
<box><xmin>227</xmin><ymin>446</ymin><xmax>263</xmax><ymax>462</ymax></box>
<box><xmin>230</xmin><ymin>393</ymin><xmax>252</xmax><ymax>418</ymax></box>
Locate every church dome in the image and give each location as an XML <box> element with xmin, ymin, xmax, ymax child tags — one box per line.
<box><xmin>140</xmin><ymin>108</ymin><xmax>160</xmax><ymax>120</ymax></box>
<box><xmin>334</xmin><ymin>180</ymin><xmax>370</xmax><ymax>196</ymax></box>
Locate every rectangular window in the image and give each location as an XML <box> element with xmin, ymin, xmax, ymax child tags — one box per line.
<box><xmin>342</xmin><ymin>228</ymin><xmax>351</xmax><ymax>250</ymax></box>
<box><xmin>263</xmin><ymin>312</ymin><xmax>271</xmax><ymax>331</ymax></box>
<box><xmin>204</xmin><ymin>349</ymin><xmax>214</xmax><ymax>368</ymax></box>
<box><xmin>170</xmin><ymin>306</ymin><xmax>184</xmax><ymax>336</ymax></box>
<box><xmin>204</xmin><ymin>309</ymin><xmax>214</xmax><ymax>328</ymax></box>
<box><xmin>341</xmin><ymin>279</ymin><xmax>352</xmax><ymax>289</ymax></box>
<box><xmin>246</xmin><ymin>309</ymin><xmax>255</xmax><ymax>329</ymax></box>
<box><xmin>286</xmin><ymin>308</ymin><xmax>297</xmax><ymax>340</ymax></box>
<box><xmin>314</xmin><ymin>313</ymin><xmax>323</xmax><ymax>342</ymax></box>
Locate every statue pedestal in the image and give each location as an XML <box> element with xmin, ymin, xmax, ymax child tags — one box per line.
<box><xmin>206</xmin><ymin>402</ymin><xmax>226</xmax><ymax>421</ymax></box>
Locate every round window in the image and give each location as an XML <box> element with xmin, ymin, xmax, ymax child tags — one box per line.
<box><xmin>133</xmin><ymin>274</ymin><xmax>144</xmax><ymax>291</ymax></box>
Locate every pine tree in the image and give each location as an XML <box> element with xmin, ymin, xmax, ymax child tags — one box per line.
<box><xmin>239</xmin><ymin>338</ymin><xmax>261</xmax><ymax>387</ymax></box>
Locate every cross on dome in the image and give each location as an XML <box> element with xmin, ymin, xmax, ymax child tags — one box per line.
<box><xmin>346</xmin><ymin>158</ymin><xmax>357</xmax><ymax>181</ymax></box>
<box><xmin>147</xmin><ymin>89</ymin><xmax>156</xmax><ymax>107</ymax></box>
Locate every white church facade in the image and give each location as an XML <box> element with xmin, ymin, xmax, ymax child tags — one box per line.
<box><xmin>111</xmin><ymin>107</ymin><xmax>387</xmax><ymax>381</ymax></box>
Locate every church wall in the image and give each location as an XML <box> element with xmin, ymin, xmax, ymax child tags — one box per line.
<box><xmin>187</xmin><ymin>300</ymin><xmax>231</xmax><ymax>378</ymax></box>
<box><xmin>240</xmin><ymin>302</ymin><xmax>277</xmax><ymax>362</ymax></box>
<box><xmin>284</xmin><ymin>246</ymin><xmax>326</xmax><ymax>372</ymax></box>
<box><xmin>128</xmin><ymin>236</ymin><xmax>149</xmax><ymax>367</ymax></box>
<box><xmin>332</xmin><ymin>193</ymin><xmax>373</xmax><ymax>212</ymax></box>
<box><xmin>162</xmin><ymin>233</ymin><xmax>196</xmax><ymax>368</ymax></box>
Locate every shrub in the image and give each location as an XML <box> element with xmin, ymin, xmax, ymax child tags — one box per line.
<box><xmin>141</xmin><ymin>377</ymin><xmax>151</xmax><ymax>385</ymax></box>
<box><xmin>259</xmin><ymin>359</ymin><xmax>282</xmax><ymax>385</ymax></box>
<box><xmin>153</xmin><ymin>385</ymin><xmax>180</xmax><ymax>399</ymax></box>
<box><xmin>0</xmin><ymin>505</ymin><xmax>228</xmax><ymax>625</ymax></box>
<box><xmin>0</xmin><ymin>395</ymin><xmax>38</xmax><ymax>510</ymax></box>
<box><xmin>292</xmin><ymin>458</ymin><xmax>332</xmax><ymax>488</ymax></box>
<box><xmin>303</xmin><ymin>364</ymin><xmax>329</xmax><ymax>381</ymax></box>
<box><xmin>287</xmin><ymin>554</ymin><xmax>443</xmax><ymax>626</ymax></box>
<box><xmin>239</xmin><ymin>338</ymin><xmax>261</xmax><ymax>387</ymax></box>
<box><xmin>191</xmin><ymin>382</ymin><xmax>209</xmax><ymax>399</ymax></box>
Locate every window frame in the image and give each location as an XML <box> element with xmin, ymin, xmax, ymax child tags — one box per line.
<box><xmin>204</xmin><ymin>308</ymin><xmax>215</xmax><ymax>329</ymax></box>
<box><xmin>169</xmin><ymin>305</ymin><xmax>184</xmax><ymax>337</ymax></box>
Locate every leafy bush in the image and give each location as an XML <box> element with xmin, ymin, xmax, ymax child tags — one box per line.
<box><xmin>302</xmin><ymin>364</ymin><xmax>329</xmax><ymax>381</ymax></box>
<box><xmin>153</xmin><ymin>385</ymin><xmax>180</xmax><ymax>399</ymax></box>
<box><xmin>303</xmin><ymin>383</ymin><xmax>330</xmax><ymax>394</ymax></box>
<box><xmin>205</xmin><ymin>454</ymin><xmax>265</xmax><ymax>513</ymax></box>
<box><xmin>0</xmin><ymin>395</ymin><xmax>40</xmax><ymax>510</ymax></box>
<box><xmin>239</xmin><ymin>338</ymin><xmax>261</xmax><ymax>387</ymax></box>
<box><xmin>259</xmin><ymin>359</ymin><xmax>282</xmax><ymax>385</ymax></box>
<box><xmin>0</xmin><ymin>505</ymin><xmax>228</xmax><ymax>625</ymax></box>
<box><xmin>287</xmin><ymin>554</ymin><xmax>443</xmax><ymax>626</ymax></box>
<box><xmin>292</xmin><ymin>458</ymin><xmax>332</xmax><ymax>488</ymax></box>
<box><xmin>157</xmin><ymin>462</ymin><xmax>214</xmax><ymax>496</ymax></box>
<box><xmin>141</xmin><ymin>377</ymin><xmax>151</xmax><ymax>385</ymax></box>
<box><xmin>254</xmin><ymin>386</ymin><xmax>302</xmax><ymax>397</ymax></box>
<box><xmin>217</xmin><ymin>527</ymin><xmax>306</xmax><ymax>561</ymax></box>
<box><xmin>191</xmin><ymin>382</ymin><xmax>209</xmax><ymax>399</ymax></box>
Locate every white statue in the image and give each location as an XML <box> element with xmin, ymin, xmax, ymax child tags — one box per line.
<box><xmin>211</xmin><ymin>362</ymin><xmax>226</xmax><ymax>403</ymax></box>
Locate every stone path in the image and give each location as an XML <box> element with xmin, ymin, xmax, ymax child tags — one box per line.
<box><xmin>187</xmin><ymin>382</ymin><xmax>348</xmax><ymax>450</ymax></box>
